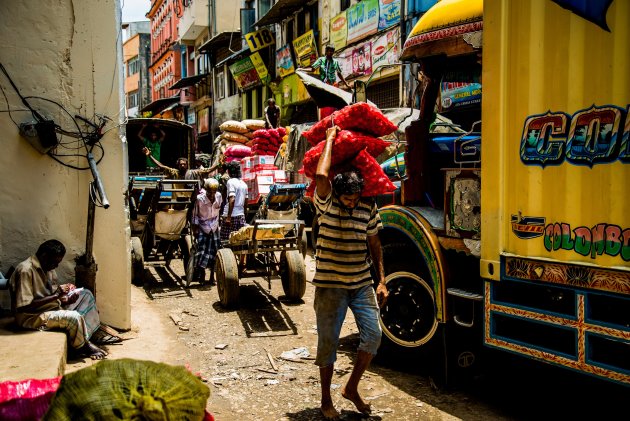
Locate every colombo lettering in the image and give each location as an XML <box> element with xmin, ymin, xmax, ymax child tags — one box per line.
<box><xmin>521</xmin><ymin>104</ymin><xmax>630</xmax><ymax>167</ymax></box>
<box><xmin>543</xmin><ymin>222</ymin><xmax>630</xmax><ymax>261</ymax></box>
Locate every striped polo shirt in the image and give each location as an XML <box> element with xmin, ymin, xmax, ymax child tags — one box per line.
<box><xmin>313</xmin><ymin>190</ymin><xmax>382</xmax><ymax>289</ymax></box>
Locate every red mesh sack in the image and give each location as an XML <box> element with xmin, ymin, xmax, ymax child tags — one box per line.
<box><xmin>224</xmin><ymin>144</ymin><xmax>252</xmax><ymax>158</ymax></box>
<box><xmin>301</xmin><ymin>130</ymin><xmax>388</xmax><ymax>178</ymax></box>
<box><xmin>303</xmin><ymin>103</ymin><xmax>397</xmax><ymax>145</ymax></box>
<box><xmin>0</xmin><ymin>377</ymin><xmax>61</xmax><ymax>421</ymax></box>
<box><xmin>351</xmin><ymin>149</ymin><xmax>397</xmax><ymax>197</ymax></box>
<box><xmin>252</xmin><ymin>129</ymin><xmax>270</xmax><ymax>139</ymax></box>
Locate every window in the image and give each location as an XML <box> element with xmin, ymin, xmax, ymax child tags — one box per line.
<box><xmin>341</xmin><ymin>0</ymin><xmax>352</xmax><ymax>12</ymax></box>
<box><xmin>127</xmin><ymin>56</ymin><xmax>139</xmax><ymax>76</ymax></box>
<box><xmin>197</xmin><ymin>54</ymin><xmax>207</xmax><ymax>74</ymax></box>
<box><xmin>228</xmin><ymin>71</ymin><xmax>238</xmax><ymax>97</ymax></box>
<box><xmin>257</xmin><ymin>0</ymin><xmax>272</xmax><ymax>20</ymax></box>
<box><xmin>127</xmin><ymin>90</ymin><xmax>139</xmax><ymax>108</ymax></box>
<box><xmin>215</xmin><ymin>70</ymin><xmax>225</xmax><ymax>99</ymax></box>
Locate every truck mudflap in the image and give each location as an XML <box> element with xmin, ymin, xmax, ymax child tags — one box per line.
<box><xmin>379</xmin><ymin>205</ymin><xmax>448</xmax><ymax>347</ymax></box>
<box><xmin>485</xmin><ymin>256</ymin><xmax>630</xmax><ymax>385</ymax></box>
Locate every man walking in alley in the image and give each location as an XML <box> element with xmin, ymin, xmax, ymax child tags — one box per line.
<box><xmin>312</xmin><ymin>126</ymin><xmax>388</xmax><ymax>419</ymax></box>
<box><xmin>220</xmin><ymin>162</ymin><xmax>248</xmax><ymax>245</ymax></box>
<box><xmin>191</xmin><ymin>178</ymin><xmax>222</xmax><ymax>284</ymax></box>
<box><xmin>9</xmin><ymin>239</ymin><xmax>107</xmax><ymax>360</ymax></box>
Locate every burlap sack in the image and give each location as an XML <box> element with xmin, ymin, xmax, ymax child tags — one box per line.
<box><xmin>241</xmin><ymin>119</ymin><xmax>266</xmax><ymax>131</ymax></box>
<box><xmin>219</xmin><ymin>120</ymin><xmax>248</xmax><ymax>133</ymax></box>
<box><xmin>221</xmin><ymin>131</ymin><xmax>249</xmax><ymax>143</ymax></box>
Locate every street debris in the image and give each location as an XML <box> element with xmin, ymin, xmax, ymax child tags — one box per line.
<box><xmin>215</xmin><ymin>343</ymin><xmax>228</xmax><ymax>350</ymax></box>
<box><xmin>279</xmin><ymin>346</ymin><xmax>310</xmax><ymax>362</ymax></box>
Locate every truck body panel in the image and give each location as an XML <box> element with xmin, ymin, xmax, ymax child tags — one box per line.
<box><xmin>481</xmin><ymin>0</ymin><xmax>630</xmax><ymax>384</ymax></box>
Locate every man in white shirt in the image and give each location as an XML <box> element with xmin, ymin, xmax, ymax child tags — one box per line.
<box><xmin>220</xmin><ymin>162</ymin><xmax>249</xmax><ymax>244</ymax></box>
<box><xmin>191</xmin><ymin>178</ymin><xmax>222</xmax><ymax>284</ymax></box>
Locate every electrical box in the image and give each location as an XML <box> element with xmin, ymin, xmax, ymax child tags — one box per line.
<box><xmin>19</xmin><ymin>120</ymin><xmax>58</xmax><ymax>154</ymax></box>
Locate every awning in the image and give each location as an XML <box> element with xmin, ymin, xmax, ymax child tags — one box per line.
<box><xmin>169</xmin><ymin>73</ymin><xmax>210</xmax><ymax>90</ymax></box>
<box><xmin>199</xmin><ymin>31</ymin><xmax>240</xmax><ymax>53</ymax></box>
<box><xmin>215</xmin><ymin>46</ymin><xmax>250</xmax><ymax>67</ymax></box>
<box><xmin>254</xmin><ymin>0</ymin><xmax>304</xmax><ymax>27</ymax></box>
<box><xmin>139</xmin><ymin>95</ymin><xmax>180</xmax><ymax>114</ymax></box>
<box><xmin>294</xmin><ymin>70</ymin><xmax>376</xmax><ymax>109</ymax></box>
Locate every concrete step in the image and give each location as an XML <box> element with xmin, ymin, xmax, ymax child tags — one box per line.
<box><xmin>0</xmin><ymin>317</ymin><xmax>67</xmax><ymax>382</ymax></box>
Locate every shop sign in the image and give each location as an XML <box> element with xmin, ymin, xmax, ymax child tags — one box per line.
<box><xmin>440</xmin><ymin>69</ymin><xmax>482</xmax><ymax>112</ymax></box>
<box><xmin>292</xmin><ymin>30</ymin><xmax>318</xmax><ymax>67</ymax></box>
<box><xmin>229</xmin><ymin>56</ymin><xmax>261</xmax><ymax>90</ymax></box>
<box><xmin>378</xmin><ymin>0</ymin><xmax>401</xmax><ymax>30</ymax></box>
<box><xmin>372</xmin><ymin>27</ymin><xmax>400</xmax><ymax>68</ymax></box>
<box><xmin>276</xmin><ymin>44</ymin><xmax>295</xmax><ymax>78</ymax></box>
<box><xmin>347</xmin><ymin>0</ymin><xmax>379</xmax><ymax>44</ymax></box>
<box><xmin>330</xmin><ymin>11</ymin><xmax>348</xmax><ymax>50</ymax></box>
<box><xmin>250</xmin><ymin>52</ymin><xmax>269</xmax><ymax>82</ymax></box>
<box><xmin>244</xmin><ymin>27</ymin><xmax>274</xmax><ymax>53</ymax></box>
<box><xmin>351</xmin><ymin>42</ymin><xmax>372</xmax><ymax>76</ymax></box>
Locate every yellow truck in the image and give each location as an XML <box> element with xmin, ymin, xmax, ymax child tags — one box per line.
<box><xmin>379</xmin><ymin>0</ymin><xmax>629</xmax><ymax>385</ymax></box>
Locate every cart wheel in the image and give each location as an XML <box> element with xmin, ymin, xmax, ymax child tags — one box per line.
<box><xmin>216</xmin><ymin>248</ymin><xmax>239</xmax><ymax>307</ymax></box>
<box><xmin>141</xmin><ymin>224</ymin><xmax>154</xmax><ymax>259</ymax></box>
<box><xmin>131</xmin><ymin>236</ymin><xmax>144</xmax><ymax>286</ymax></box>
<box><xmin>300</xmin><ymin>228</ymin><xmax>308</xmax><ymax>258</ymax></box>
<box><xmin>280</xmin><ymin>250</ymin><xmax>306</xmax><ymax>301</ymax></box>
<box><xmin>185</xmin><ymin>244</ymin><xmax>197</xmax><ymax>288</ymax></box>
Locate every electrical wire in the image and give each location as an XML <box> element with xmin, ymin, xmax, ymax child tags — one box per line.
<box><xmin>0</xmin><ymin>81</ymin><xmax>20</xmax><ymax>127</ymax></box>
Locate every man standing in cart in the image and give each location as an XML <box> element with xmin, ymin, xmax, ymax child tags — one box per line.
<box><xmin>300</xmin><ymin>45</ymin><xmax>351</xmax><ymax>119</ymax></box>
<box><xmin>312</xmin><ymin>126</ymin><xmax>388</xmax><ymax>419</ymax></box>
<box><xmin>220</xmin><ymin>162</ymin><xmax>249</xmax><ymax>245</ymax></box>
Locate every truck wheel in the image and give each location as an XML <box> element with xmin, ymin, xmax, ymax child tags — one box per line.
<box><xmin>131</xmin><ymin>237</ymin><xmax>144</xmax><ymax>286</ymax></box>
<box><xmin>280</xmin><ymin>250</ymin><xmax>306</xmax><ymax>301</ymax></box>
<box><xmin>380</xmin><ymin>270</ymin><xmax>438</xmax><ymax>348</ymax></box>
<box><xmin>216</xmin><ymin>248</ymin><xmax>239</xmax><ymax>307</ymax></box>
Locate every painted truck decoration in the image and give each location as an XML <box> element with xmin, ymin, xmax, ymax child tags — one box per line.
<box><xmin>379</xmin><ymin>0</ymin><xmax>629</xmax><ymax>386</ymax></box>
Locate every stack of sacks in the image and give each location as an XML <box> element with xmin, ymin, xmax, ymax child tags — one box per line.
<box><xmin>224</xmin><ymin>144</ymin><xmax>252</xmax><ymax>163</ymax></box>
<box><xmin>241</xmin><ymin>119</ymin><xmax>266</xmax><ymax>146</ymax></box>
<box><xmin>219</xmin><ymin>120</ymin><xmax>249</xmax><ymax>144</ymax></box>
<box><xmin>300</xmin><ymin>102</ymin><xmax>398</xmax><ymax>197</ymax></box>
<box><xmin>251</xmin><ymin>127</ymin><xmax>287</xmax><ymax>157</ymax></box>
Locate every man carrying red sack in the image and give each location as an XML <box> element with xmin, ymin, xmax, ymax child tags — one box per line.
<box><xmin>312</xmin><ymin>126</ymin><xmax>388</xmax><ymax>419</ymax></box>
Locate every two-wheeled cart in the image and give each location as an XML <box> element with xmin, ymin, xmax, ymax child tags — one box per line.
<box><xmin>215</xmin><ymin>184</ymin><xmax>308</xmax><ymax>308</ymax></box>
<box><xmin>129</xmin><ymin>177</ymin><xmax>199</xmax><ymax>286</ymax></box>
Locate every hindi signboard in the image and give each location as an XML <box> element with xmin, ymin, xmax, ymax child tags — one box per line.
<box><xmin>292</xmin><ymin>30</ymin><xmax>318</xmax><ymax>67</ymax></box>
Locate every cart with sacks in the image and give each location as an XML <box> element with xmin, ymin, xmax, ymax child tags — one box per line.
<box><xmin>215</xmin><ymin>183</ymin><xmax>308</xmax><ymax>308</ymax></box>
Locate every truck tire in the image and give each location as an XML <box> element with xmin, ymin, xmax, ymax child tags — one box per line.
<box><xmin>131</xmin><ymin>237</ymin><xmax>144</xmax><ymax>286</ymax></box>
<box><xmin>380</xmin><ymin>270</ymin><xmax>438</xmax><ymax>347</ymax></box>
<box><xmin>280</xmin><ymin>250</ymin><xmax>306</xmax><ymax>301</ymax></box>
<box><xmin>216</xmin><ymin>248</ymin><xmax>239</xmax><ymax>308</ymax></box>
<box><xmin>380</xmin><ymin>243</ymin><xmax>438</xmax><ymax>349</ymax></box>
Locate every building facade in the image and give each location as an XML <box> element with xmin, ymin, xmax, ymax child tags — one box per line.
<box><xmin>146</xmin><ymin>0</ymin><xmax>182</xmax><ymax>111</ymax></box>
<box><xmin>123</xmin><ymin>21</ymin><xmax>151</xmax><ymax>117</ymax></box>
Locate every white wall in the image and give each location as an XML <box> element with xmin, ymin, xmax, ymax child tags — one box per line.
<box><xmin>0</xmin><ymin>0</ymin><xmax>131</xmax><ymax>329</ymax></box>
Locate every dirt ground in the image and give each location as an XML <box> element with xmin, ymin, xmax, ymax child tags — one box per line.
<box><xmin>67</xmin><ymin>250</ymin><xmax>627</xmax><ymax>421</ymax></box>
